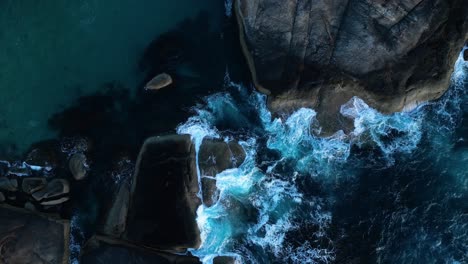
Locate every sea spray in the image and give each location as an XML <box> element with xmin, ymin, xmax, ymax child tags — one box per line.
<box><xmin>177</xmin><ymin>59</ymin><xmax>467</xmax><ymax>262</ymax></box>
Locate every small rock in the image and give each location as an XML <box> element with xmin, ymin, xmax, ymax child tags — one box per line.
<box><xmin>144</xmin><ymin>73</ymin><xmax>173</xmax><ymax>90</ymax></box>
<box><xmin>40</xmin><ymin>197</ymin><xmax>70</xmax><ymax>206</ymax></box>
<box><xmin>24</xmin><ymin>202</ymin><xmax>36</xmax><ymax>211</ymax></box>
<box><xmin>464</xmin><ymin>49</ymin><xmax>468</xmax><ymax>61</ymax></box>
<box><xmin>0</xmin><ymin>177</ymin><xmax>18</xmax><ymax>192</ymax></box>
<box><xmin>69</xmin><ymin>153</ymin><xmax>88</xmax><ymax>180</ymax></box>
<box><xmin>31</xmin><ymin>179</ymin><xmax>70</xmax><ymax>201</ymax></box>
<box><xmin>22</xmin><ymin>177</ymin><xmax>47</xmax><ymax>194</ymax></box>
<box><xmin>0</xmin><ymin>192</ymin><xmax>5</xmax><ymax>202</ymax></box>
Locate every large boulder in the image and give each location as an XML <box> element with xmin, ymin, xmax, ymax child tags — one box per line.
<box><xmin>125</xmin><ymin>135</ymin><xmax>201</xmax><ymax>250</ymax></box>
<box><xmin>81</xmin><ymin>236</ymin><xmax>201</xmax><ymax>264</ymax></box>
<box><xmin>99</xmin><ymin>181</ymin><xmax>131</xmax><ymax>238</ymax></box>
<box><xmin>0</xmin><ymin>205</ymin><xmax>69</xmax><ymax>263</ymax></box>
<box><xmin>199</xmin><ymin>139</ymin><xmax>246</xmax><ymax>207</ymax></box>
<box><xmin>236</xmin><ymin>0</ymin><xmax>468</xmax><ymax>132</ymax></box>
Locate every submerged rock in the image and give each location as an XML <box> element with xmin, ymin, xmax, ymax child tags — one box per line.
<box><xmin>0</xmin><ymin>205</ymin><xmax>69</xmax><ymax>264</ymax></box>
<box><xmin>125</xmin><ymin>135</ymin><xmax>201</xmax><ymax>250</ymax></box>
<box><xmin>464</xmin><ymin>48</ymin><xmax>468</xmax><ymax>61</ymax></box>
<box><xmin>199</xmin><ymin>138</ymin><xmax>246</xmax><ymax>207</ymax></box>
<box><xmin>81</xmin><ymin>236</ymin><xmax>201</xmax><ymax>264</ymax></box>
<box><xmin>69</xmin><ymin>153</ymin><xmax>88</xmax><ymax>180</ymax></box>
<box><xmin>0</xmin><ymin>191</ymin><xmax>5</xmax><ymax>202</ymax></box>
<box><xmin>213</xmin><ymin>256</ymin><xmax>238</xmax><ymax>264</ymax></box>
<box><xmin>144</xmin><ymin>73</ymin><xmax>173</xmax><ymax>90</ymax></box>
<box><xmin>236</xmin><ymin>0</ymin><xmax>468</xmax><ymax>132</ymax></box>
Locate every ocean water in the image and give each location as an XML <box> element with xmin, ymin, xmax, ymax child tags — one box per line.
<box><xmin>0</xmin><ymin>0</ymin><xmax>221</xmax><ymax>153</ymax></box>
<box><xmin>177</xmin><ymin>50</ymin><xmax>468</xmax><ymax>263</ymax></box>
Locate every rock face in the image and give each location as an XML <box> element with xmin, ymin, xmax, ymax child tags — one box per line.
<box><xmin>0</xmin><ymin>205</ymin><xmax>69</xmax><ymax>264</ymax></box>
<box><xmin>125</xmin><ymin>135</ymin><xmax>201</xmax><ymax>250</ymax></box>
<box><xmin>236</xmin><ymin>0</ymin><xmax>468</xmax><ymax>132</ymax></box>
<box><xmin>81</xmin><ymin>236</ymin><xmax>201</xmax><ymax>264</ymax></box>
<box><xmin>145</xmin><ymin>73</ymin><xmax>173</xmax><ymax>90</ymax></box>
<box><xmin>199</xmin><ymin>139</ymin><xmax>246</xmax><ymax>207</ymax></box>
<box><xmin>100</xmin><ymin>181</ymin><xmax>131</xmax><ymax>238</ymax></box>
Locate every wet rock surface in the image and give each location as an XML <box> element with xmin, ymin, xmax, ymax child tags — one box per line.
<box><xmin>199</xmin><ymin>138</ymin><xmax>246</xmax><ymax>206</ymax></box>
<box><xmin>0</xmin><ymin>205</ymin><xmax>69</xmax><ymax>264</ymax></box>
<box><xmin>145</xmin><ymin>73</ymin><xmax>173</xmax><ymax>90</ymax></box>
<box><xmin>81</xmin><ymin>236</ymin><xmax>201</xmax><ymax>264</ymax></box>
<box><xmin>69</xmin><ymin>153</ymin><xmax>88</xmax><ymax>180</ymax></box>
<box><xmin>236</xmin><ymin>0</ymin><xmax>468</xmax><ymax>132</ymax></box>
<box><xmin>125</xmin><ymin>135</ymin><xmax>201</xmax><ymax>250</ymax></box>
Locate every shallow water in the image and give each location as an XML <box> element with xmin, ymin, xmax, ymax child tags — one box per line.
<box><xmin>0</xmin><ymin>0</ymin><xmax>221</xmax><ymax>152</ymax></box>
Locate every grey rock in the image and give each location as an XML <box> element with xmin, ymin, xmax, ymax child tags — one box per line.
<box><xmin>214</xmin><ymin>256</ymin><xmax>238</xmax><ymax>264</ymax></box>
<box><xmin>0</xmin><ymin>177</ymin><xmax>18</xmax><ymax>192</ymax></box>
<box><xmin>22</xmin><ymin>177</ymin><xmax>47</xmax><ymax>194</ymax></box>
<box><xmin>69</xmin><ymin>153</ymin><xmax>88</xmax><ymax>180</ymax></box>
<box><xmin>236</xmin><ymin>0</ymin><xmax>468</xmax><ymax>132</ymax></box>
<box><xmin>31</xmin><ymin>179</ymin><xmax>70</xmax><ymax>201</ymax></box>
<box><xmin>144</xmin><ymin>73</ymin><xmax>173</xmax><ymax>90</ymax></box>
<box><xmin>40</xmin><ymin>197</ymin><xmax>70</xmax><ymax>206</ymax></box>
<box><xmin>0</xmin><ymin>192</ymin><xmax>5</xmax><ymax>202</ymax></box>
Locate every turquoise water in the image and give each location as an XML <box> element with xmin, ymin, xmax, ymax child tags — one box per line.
<box><xmin>0</xmin><ymin>0</ymin><xmax>221</xmax><ymax>152</ymax></box>
<box><xmin>178</xmin><ymin>51</ymin><xmax>467</xmax><ymax>263</ymax></box>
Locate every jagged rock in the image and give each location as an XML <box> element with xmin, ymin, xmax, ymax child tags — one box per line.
<box><xmin>125</xmin><ymin>135</ymin><xmax>201</xmax><ymax>250</ymax></box>
<box><xmin>31</xmin><ymin>179</ymin><xmax>70</xmax><ymax>201</ymax></box>
<box><xmin>81</xmin><ymin>236</ymin><xmax>201</xmax><ymax>264</ymax></box>
<box><xmin>69</xmin><ymin>153</ymin><xmax>88</xmax><ymax>180</ymax></box>
<box><xmin>236</xmin><ymin>0</ymin><xmax>468</xmax><ymax>132</ymax></box>
<box><xmin>464</xmin><ymin>49</ymin><xmax>468</xmax><ymax>61</ymax></box>
<box><xmin>214</xmin><ymin>256</ymin><xmax>238</xmax><ymax>264</ymax></box>
<box><xmin>0</xmin><ymin>205</ymin><xmax>69</xmax><ymax>264</ymax></box>
<box><xmin>22</xmin><ymin>177</ymin><xmax>47</xmax><ymax>194</ymax></box>
<box><xmin>199</xmin><ymin>139</ymin><xmax>246</xmax><ymax>206</ymax></box>
<box><xmin>0</xmin><ymin>191</ymin><xmax>5</xmax><ymax>202</ymax></box>
<box><xmin>40</xmin><ymin>196</ymin><xmax>70</xmax><ymax>206</ymax></box>
<box><xmin>100</xmin><ymin>181</ymin><xmax>131</xmax><ymax>237</ymax></box>
<box><xmin>0</xmin><ymin>177</ymin><xmax>18</xmax><ymax>192</ymax></box>
<box><xmin>144</xmin><ymin>73</ymin><xmax>173</xmax><ymax>90</ymax></box>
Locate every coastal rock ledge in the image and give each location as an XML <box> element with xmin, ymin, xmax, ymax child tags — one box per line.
<box><xmin>235</xmin><ymin>0</ymin><xmax>468</xmax><ymax>132</ymax></box>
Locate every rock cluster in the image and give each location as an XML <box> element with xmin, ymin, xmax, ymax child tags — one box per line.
<box><xmin>235</xmin><ymin>0</ymin><xmax>468</xmax><ymax>132</ymax></box>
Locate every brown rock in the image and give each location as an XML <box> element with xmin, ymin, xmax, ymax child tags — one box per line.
<box><xmin>144</xmin><ymin>73</ymin><xmax>173</xmax><ymax>90</ymax></box>
<box><xmin>199</xmin><ymin>139</ymin><xmax>246</xmax><ymax>206</ymax></box>
<box><xmin>0</xmin><ymin>204</ymin><xmax>69</xmax><ymax>264</ymax></box>
<box><xmin>236</xmin><ymin>0</ymin><xmax>468</xmax><ymax>132</ymax></box>
<box><xmin>81</xmin><ymin>236</ymin><xmax>201</xmax><ymax>264</ymax></box>
<box><xmin>214</xmin><ymin>256</ymin><xmax>238</xmax><ymax>264</ymax></box>
<box><xmin>0</xmin><ymin>177</ymin><xmax>18</xmax><ymax>192</ymax></box>
<box><xmin>31</xmin><ymin>179</ymin><xmax>70</xmax><ymax>201</ymax></box>
<box><xmin>100</xmin><ymin>181</ymin><xmax>131</xmax><ymax>237</ymax></box>
<box><xmin>69</xmin><ymin>153</ymin><xmax>88</xmax><ymax>180</ymax></box>
<box><xmin>125</xmin><ymin>135</ymin><xmax>201</xmax><ymax>250</ymax></box>
<box><xmin>22</xmin><ymin>177</ymin><xmax>47</xmax><ymax>194</ymax></box>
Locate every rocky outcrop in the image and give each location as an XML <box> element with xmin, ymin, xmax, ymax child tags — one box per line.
<box><xmin>125</xmin><ymin>135</ymin><xmax>201</xmax><ymax>250</ymax></box>
<box><xmin>0</xmin><ymin>205</ymin><xmax>69</xmax><ymax>263</ymax></box>
<box><xmin>236</xmin><ymin>0</ymin><xmax>468</xmax><ymax>132</ymax></box>
<box><xmin>81</xmin><ymin>236</ymin><xmax>201</xmax><ymax>264</ymax></box>
<box><xmin>199</xmin><ymin>139</ymin><xmax>246</xmax><ymax>207</ymax></box>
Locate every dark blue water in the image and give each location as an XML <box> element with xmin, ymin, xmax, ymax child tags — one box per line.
<box><xmin>178</xmin><ymin>51</ymin><xmax>468</xmax><ymax>264</ymax></box>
